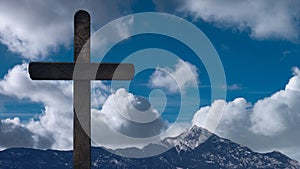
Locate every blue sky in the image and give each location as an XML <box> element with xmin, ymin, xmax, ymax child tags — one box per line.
<box><xmin>0</xmin><ymin>0</ymin><xmax>300</xmax><ymax>160</ymax></box>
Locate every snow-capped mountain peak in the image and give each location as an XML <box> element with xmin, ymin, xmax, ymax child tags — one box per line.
<box><xmin>163</xmin><ymin>125</ymin><xmax>212</xmax><ymax>152</ymax></box>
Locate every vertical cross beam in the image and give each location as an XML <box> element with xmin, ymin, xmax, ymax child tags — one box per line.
<box><xmin>73</xmin><ymin>10</ymin><xmax>91</xmax><ymax>169</ymax></box>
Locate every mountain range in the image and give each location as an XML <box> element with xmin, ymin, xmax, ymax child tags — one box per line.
<box><xmin>0</xmin><ymin>125</ymin><xmax>299</xmax><ymax>169</ymax></box>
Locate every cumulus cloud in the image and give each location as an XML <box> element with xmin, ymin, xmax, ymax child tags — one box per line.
<box><xmin>192</xmin><ymin>98</ymin><xmax>250</xmax><ymax>136</ymax></box>
<box><xmin>0</xmin><ymin>0</ymin><xmax>132</xmax><ymax>59</ymax></box>
<box><xmin>2</xmin><ymin>0</ymin><xmax>299</xmax><ymax>59</ymax></box>
<box><xmin>249</xmin><ymin>68</ymin><xmax>300</xmax><ymax>137</ymax></box>
<box><xmin>149</xmin><ymin>59</ymin><xmax>198</xmax><ymax>94</ymax></box>
<box><xmin>0</xmin><ymin>117</ymin><xmax>54</xmax><ymax>149</ymax></box>
<box><xmin>192</xmin><ymin>67</ymin><xmax>300</xmax><ymax>160</ymax></box>
<box><xmin>179</xmin><ymin>0</ymin><xmax>300</xmax><ymax>41</ymax></box>
<box><xmin>0</xmin><ymin>63</ymin><xmax>169</xmax><ymax>150</ymax></box>
<box><xmin>0</xmin><ymin>63</ymin><xmax>73</xmax><ymax>149</ymax></box>
<box><xmin>92</xmin><ymin>88</ymin><xmax>168</xmax><ymax>148</ymax></box>
<box><xmin>2</xmin><ymin>64</ymin><xmax>300</xmax><ymax>159</ymax></box>
<box><xmin>285</xmin><ymin>67</ymin><xmax>300</xmax><ymax>92</ymax></box>
<box><xmin>91</xmin><ymin>88</ymin><xmax>188</xmax><ymax>150</ymax></box>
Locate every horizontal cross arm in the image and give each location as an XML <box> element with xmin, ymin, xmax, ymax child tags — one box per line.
<box><xmin>29</xmin><ymin>62</ymin><xmax>134</xmax><ymax>80</ymax></box>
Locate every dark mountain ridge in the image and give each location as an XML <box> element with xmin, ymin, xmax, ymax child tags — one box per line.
<box><xmin>0</xmin><ymin>125</ymin><xmax>299</xmax><ymax>169</ymax></box>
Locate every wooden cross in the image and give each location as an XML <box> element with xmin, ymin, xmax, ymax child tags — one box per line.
<box><xmin>28</xmin><ymin>10</ymin><xmax>134</xmax><ymax>169</ymax></box>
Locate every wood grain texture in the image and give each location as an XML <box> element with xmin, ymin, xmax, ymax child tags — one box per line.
<box><xmin>73</xmin><ymin>10</ymin><xmax>91</xmax><ymax>169</ymax></box>
<box><xmin>29</xmin><ymin>62</ymin><xmax>134</xmax><ymax>80</ymax></box>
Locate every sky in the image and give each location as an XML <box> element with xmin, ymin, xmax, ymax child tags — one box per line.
<box><xmin>0</xmin><ymin>0</ymin><xmax>300</xmax><ymax>160</ymax></box>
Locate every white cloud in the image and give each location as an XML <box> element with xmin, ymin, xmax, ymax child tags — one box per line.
<box><xmin>0</xmin><ymin>64</ymin><xmax>169</xmax><ymax>150</ymax></box>
<box><xmin>91</xmin><ymin>88</ymin><xmax>168</xmax><ymax>148</ymax></box>
<box><xmin>0</xmin><ymin>0</ymin><xmax>132</xmax><ymax>59</ymax></box>
<box><xmin>286</xmin><ymin>67</ymin><xmax>300</xmax><ymax>92</ymax></box>
<box><xmin>250</xmin><ymin>92</ymin><xmax>290</xmax><ymax>136</ymax></box>
<box><xmin>192</xmin><ymin>67</ymin><xmax>300</xmax><ymax>160</ymax></box>
<box><xmin>91</xmin><ymin>81</ymin><xmax>111</xmax><ymax>109</ymax></box>
<box><xmin>193</xmin><ymin>98</ymin><xmax>250</xmax><ymax>136</ymax></box>
<box><xmin>91</xmin><ymin>89</ymin><xmax>188</xmax><ymax>150</ymax></box>
<box><xmin>179</xmin><ymin>0</ymin><xmax>300</xmax><ymax>41</ymax></box>
<box><xmin>2</xmin><ymin>0</ymin><xmax>299</xmax><ymax>58</ymax></box>
<box><xmin>0</xmin><ymin>117</ymin><xmax>54</xmax><ymax>149</ymax></box>
<box><xmin>2</xmin><ymin>63</ymin><xmax>300</xmax><ymax>160</ymax></box>
<box><xmin>250</xmin><ymin>67</ymin><xmax>300</xmax><ymax>136</ymax></box>
<box><xmin>0</xmin><ymin>63</ymin><xmax>73</xmax><ymax>149</ymax></box>
<box><xmin>149</xmin><ymin>59</ymin><xmax>199</xmax><ymax>94</ymax></box>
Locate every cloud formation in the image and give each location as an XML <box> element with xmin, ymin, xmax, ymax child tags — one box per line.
<box><xmin>179</xmin><ymin>0</ymin><xmax>300</xmax><ymax>41</ymax></box>
<box><xmin>0</xmin><ymin>117</ymin><xmax>54</xmax><ymax>149</ymax></box>
<box><xmin>2</xmin><ymin>0</ymin><xmax>299</xmax><ymax>60</ymax></box>
<box><xmin>92</xmin><ymin>88</ymin><xmax>169</xmax><ymax>148</ymax></box>
<box><xmin>0</xmin><ymin>63</ymin><xmax>169</xmax><ymax>150</ymax></box>
<box><xmin>149</xmin><ymin>59</ymin><xmax>198</xmax><ymax>94</ymax></box>
<box><xmin>0</xmin><ymin>0</ymin><xmax>132</xmax><ymax>59</ymax></box>
<box><xmin>193</xmin><ymin>67</ymin><xmax>300</xmax><ymax>160</ymax></box>
<box><xmin>0</xmin><ymin>63</ymin><xmax>73</xmax><ymax>149</ymax></box>
<box><xmin>1</xmin><ymin>63</ymin><xmax>300</xmax><ymax>160</ymax></box>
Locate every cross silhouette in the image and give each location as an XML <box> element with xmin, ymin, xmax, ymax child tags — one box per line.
<box><xmin>28</xmin><ymin>10</ymin><xmax>134</xmax><ymax>169</ymax></box>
